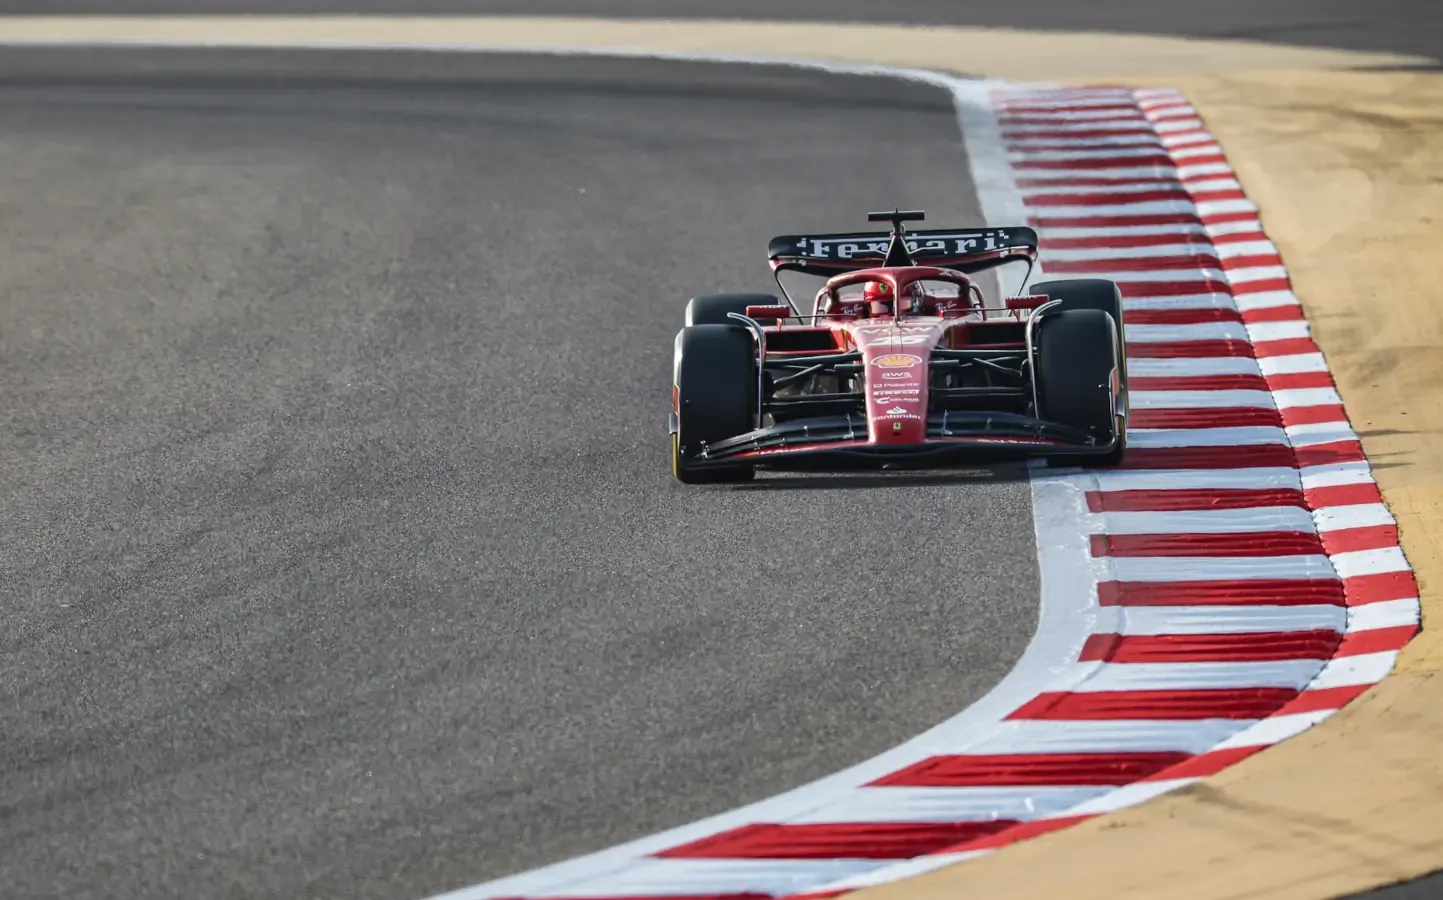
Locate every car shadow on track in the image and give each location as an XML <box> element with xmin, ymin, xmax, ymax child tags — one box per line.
<box><xmin>726</xmin><ymin>465</ymin><xmax>1032</xmax><ymax>491</ymax></box>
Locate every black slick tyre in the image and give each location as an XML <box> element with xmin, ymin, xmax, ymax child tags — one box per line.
<box><xmin>1027</xmin><ymin>277</ymin><xmax>1130</xmax><ymax>394</ymax></box>
<box><xmin>1033</xmin><ymin>308</ymin><xmax>1126</xmax><ymax>466</ymax></box>
<box><xmin>672</xmin><ymin>324</ymin><xmax>757</xmax><ymax>484</ymax></box>
<box><xmin>685</xmin><ymin>292</ymin><xmax>783</xmax><ymax>326</ymax></box>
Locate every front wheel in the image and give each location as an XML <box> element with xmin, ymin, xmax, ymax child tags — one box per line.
<box><xmin>1033</xmin><ymin>308</ymin><xmax>1127</xmax><ymax>466</ymax></box>
<box><xmin>672</xmin><ymin>323</ymin><xmax>757</xmax><ymax>483</ymax></box>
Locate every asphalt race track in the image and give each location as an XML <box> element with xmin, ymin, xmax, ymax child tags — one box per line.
<box><xmin>0</xmin><ymin>48</ymin><xmax>1041</xmax><ymax>900</ymax></box>
<box><xmin>3</xmin><ymin>5</ymin><xmax>1441</xmax><ymax>900</ymax></box>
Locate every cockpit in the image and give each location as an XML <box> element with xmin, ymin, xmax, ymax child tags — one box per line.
<box><xmin>814</xmin><ymin>268</ymin><xmax>986</xmax><ymax>322</ymax></box>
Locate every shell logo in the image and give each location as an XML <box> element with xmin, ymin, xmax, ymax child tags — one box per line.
<box><xmin>871</xmin><ymin>353</ymin><xmax>923</xmax><ymax>369</ymax></box>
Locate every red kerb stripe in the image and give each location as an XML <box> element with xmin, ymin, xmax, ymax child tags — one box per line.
<box><xmin>653</xmin><ymin>821</ymin><xmax>1015</xmax><ymax>860</ymax></box>
<box><xmin>1113</xmin><ymin>278</ymin><xmax>1232</xmax><ymax>296</ymax></box>
<box><xmin>1242</xmin><ymin>305</ymin><xmax>1305</xmax><ymax>324</ymax></box>
<box><xmin>1124</xmin><ymin>308</ymin><xmax>1242</xmax><ymax>326</ymax></box>
<box><xmin>1031</xmin><ymin>213</ymin><xmax>1202</xmax><ymax>229</ymax></box>
<box><xmin>1275</xmin><ymin>684</ymin><xmax>1373</xmax><ymax>715</ymax></box>
<box><xmin>1116</xmin><ymin>444</ymin><xmax>1295</xmax><ymax>469</ymax></box>
<box><xmin>1042</xmin><ymin>232</ymin><xmax>1221</xmax><ymax>251</ymax></box>
<box><xmin>1268</xmin><ymin>371</ymin><xmax>1336</xmax><ymax>391</ymax></box>
<box><xmin>1320</xmin><ymin>525</ymin><xmax>1399</xmax><ymax>555</ymax></box>
<box><xmin>1007</xmin><ymin>688</ymin><xmax>1300</xmax><ymax>720</ymax></box>
<box><xmin>1345</xmin><ymin>571</ymin><xmax>1419</xmax><ymax>605</ymax></box>
<box><xmin>1306</xmin><ymin>482</ymin><xmax>1383</xmax><ymax>508</ymax></box>
<box><xmin>1253</xmin><ymin>337</ymin><xmax>1320</xmax><ymax>357</ymax></box>
<box><xmin>938</xmin><ymin>815</ymin><xmax>1097</xmax><ymax>853</ymax></box>
<box><xmin>1141</xmin><ymin>745</ymin><xmax>1265</xmax><ymax>781</ymax></box>
<box><xmin>1281</xmin><ymin>405</ymin><xmax>1347</xmax><ymax>426</ymax></box>
<box><xmin>1080</xmin><ymin>631</ymin><xmax>1341</xmax><ymax>663</ymax></box>
<box><xmin>1097</xmin><ymin>579</ymin><xmax>1345</xmax><ymax>607</ymax></box>
<box><xmin>1336</xmin><ymin>625</ymin><xmax>1418</xmax><ymax>657</ymax></box>
<box><xmin>1017</xmin><ymin>155</ymin><xmax>1176</xmax><ymax>171</ymax></box>
<box><xmin>1128</xmin><ymin>339</ymin><xmax>1254</xmax><ymax>359</ymax></box>
<box><xmin>869</xmin><ymin>751</ymin><xmax>1192</xmax><ymax>788</ymax></box>
<box><xmin>1086</xmin><ymin>487</ymin><xmax>1305</xmax><ymax>512</ymax></box>
<box><xmin>1129</xmin><ymin>407</ymin><xmax>1282</xmax><ymax>429</ymax></box>
<box><xmin>1025</xmin><ymin>189</ymin><xmax>1196</xmax><ymax>207</ymax></box>
<box><xmin>1091</xmin><ymin>531</ymin><xmax>1323</xmax><ymax>558</ymax></box>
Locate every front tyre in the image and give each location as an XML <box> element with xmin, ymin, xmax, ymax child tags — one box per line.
<box><xmin>685</xmin><ymin>292</ymin><xmax>783</xmax><ymax>326</ymax></box>
<box><xmin>672</xmin><ymin>323</ymin><xmax>757</xmax><ymax>484</ymax></box>
<box><xmin>1034</xmin><ymin>308</ymin><xmax>1127</xmax><ymax>466</ymax></box>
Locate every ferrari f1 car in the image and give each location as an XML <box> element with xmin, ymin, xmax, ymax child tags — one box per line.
<box><xmin>668</xmin><ymin>209</ymin><xmax>1128</xmax><ymax>483</ymax></box>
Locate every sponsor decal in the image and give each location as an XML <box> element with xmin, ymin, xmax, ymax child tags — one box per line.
<box><xmin>871</xmin><ymin>353</ymin><xmax>923</xmax><ymax>369</ymax></box>
<box><xmin>791</xmin><ymin>231</ymin><xmax>1008</xmax><ymax>260</ymax></box>
<box><xmin>872</xmin><ymin>388</ymin><xmax>920</xmax><ymax>397</ymax></box>
<box><xmin>878</xmin><ymin>413</ymin><xmax>923</xmax><ymax>422</ymax></box>
<box><xmin>880</xmin><ymin>371</ymin><xmax>912</xmax><ymax>380</ymax></box>
<box><xmin>853</xmin><ymin>324</ymin><xmax>935</xmax><ymax>336</ymax></box>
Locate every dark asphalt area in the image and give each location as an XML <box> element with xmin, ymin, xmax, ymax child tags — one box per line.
<box><xmin>0</xmin><ymin>0</ymin><xmax>1438</xmax><ymax>64</ymax></box>
<box><xmin>1</xmin><ymin>4</ymin><xmax>1438</xmax><ymax>900</ymax></box>
<box><xmin>0</xmin><ymin>48</ymin><xmax>1038</xmax><ymax>900</ymax></box>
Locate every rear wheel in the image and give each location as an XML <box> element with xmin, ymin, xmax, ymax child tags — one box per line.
<box><xmin>686</xmin><ymin>292</ymin><xmax>783</xmax><ymax>326</ymax></box>
<box><xmin>672</xmin><ymin>324</ymin><xmax>757</xmax><ymax>483</ymax></box>
<box><xmin>1033</xmin><ymin>308</ymin><xmax>1126</xmax><ymax>466</ymax></box>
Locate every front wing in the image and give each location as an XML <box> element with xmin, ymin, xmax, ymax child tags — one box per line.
<box><xmin>668</xmin><ymin>411</ymin><xmax>1120</xmax><ymax>471</ymax></box>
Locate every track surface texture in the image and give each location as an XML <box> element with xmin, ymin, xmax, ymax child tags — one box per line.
<box><xmin>0</xmin><ymin>49</ymin><xmax>1038</xmax><ymax>900</ymax></box>
<box><xmin>0</xmin><ymin>0</ymin><xmax>1438</xmax><ymax>62</ymax></box>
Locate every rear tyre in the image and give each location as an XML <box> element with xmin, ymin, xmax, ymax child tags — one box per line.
<box><xmin>1033</xmin><ymin>308</ymin><xmax>1126</xmax><ymax>466</ymax></box>
<box><xmin>686</xmin><ymin>292</ymin><xmax>783</xmax><ymax>326</ymax></box>
<box><xmin>672</xmin><ymin>324</ymin><xmax>757</xmax><ymax>484</ymax></box>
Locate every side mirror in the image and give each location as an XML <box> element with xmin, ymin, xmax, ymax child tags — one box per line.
<box><xmin>1005</xmin><ymin>294</ymin><xmax>1050</xmax><ymax>311</ymax></box>
<box><xmin>744</xmin><ymin>305</ymin><xmax>792</xmax><ymax>321</ymax></box>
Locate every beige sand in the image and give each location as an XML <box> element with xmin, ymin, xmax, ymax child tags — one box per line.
<box><xmin>0</xmin><ymin>17</ymin><xmax>1437</xmax><ymax>898</ymax></box>
<box><xmin>0</xmin><ymin>16</ymin><xmax>1423</xmax><ymax>81</ymax></box>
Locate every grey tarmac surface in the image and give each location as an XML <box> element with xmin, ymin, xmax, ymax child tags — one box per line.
<box><xmin>0</xmin><ymin>47</ymin><xmax>1039</xmax><ymax>900</ymax></box>
<box><xmin>0</xmin><ymin>0</ymin><xmax>1438</xmax><ymax>63</ymax></box>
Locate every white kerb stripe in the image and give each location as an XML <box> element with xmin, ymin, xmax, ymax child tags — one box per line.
<box><xmin>1096</xmin><ymin>555</ymin><xmax>1337</xmax><ymax>582</ymax></box>
<box><xmin>1347</xmin><ymin>599</ymin><xmax>1421</xmax><ymax>632</ymax></box>
<box><xmin>1210</xmin><ymin>710</ymin><xmax>1337</xmax><ymax>751</ymax></box>
<box><xmin>786</xmin><ymin>785</ymin><xmax>1110</xmax><ymax>824</ymax></box>
<box><xmin>1130</xmin><ymin>389</ymin><xmax>1276</xmax><ymax>409</ymax></box>
<box><xmin>1048</xmin><ymin>778</ymin><xmax>1198</xmax><ymax>817</ymax></box>
<box><xmin>1069</xmin><ymin>659</ymin><xmax>1323</xmax><ymax>692</ymax></box>
<box><xmin>1125</xmin><ymin>323</ymin><xmax>1252</xmax><ymax>343</ymax></box>
<box><xmin>1095</xmin><ymin>507</ymin><xmax>1315</xmax><ymax>534</ymax></box>
<box><xmin>1307</xmin><ymin>651</ymin><xmax>1400</xmax><ymax>689</ymax></box>
<box><xmin>963</xmin><ymin>718</ymin><xmax>1256</xmax><ymax>755</ymax></box>
<box><xmin>1331</xmin><ymin>547</ymin><xmax>1411</xmax><ymax>579</ymax></box>
<box><xmin>1087</xmin><ymin>468</ymin><xmax>1304</xmax><ymax>492</ymax></box>
<box><xmin>519</xmin><ymin>858</ymin><xmax>886</xmax><ymax>898</ymax></box>
<box><xmin>1126</xmin><ymin>357</ymin><xmax>1263</xmax><ymax>377</ymax></box>
<box><xmin>1117</xmin><ymin>605</ymin><xmax>1345</xmax><ymax>636</ymax></box>
<box><xmin>1125</xmin><ymin>427</ymin><xmax>1287</xmax><ymax>448</ymax></box>
<box><xmin>1313</xmin><ymin>503</ymin><xmax>1396</xmax><ymax>532</ymax></box>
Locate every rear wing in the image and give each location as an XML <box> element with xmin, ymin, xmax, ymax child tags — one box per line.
<box><xmin>768</xmin><ymin>225</ymin><xmax>1038</xmax><ymax>277</ymax></box>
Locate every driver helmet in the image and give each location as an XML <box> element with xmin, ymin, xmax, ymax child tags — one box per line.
<box><xmin>864</xmin><ymin>279</ymin><xmax>894</xmax><ymax>316</ymax></box>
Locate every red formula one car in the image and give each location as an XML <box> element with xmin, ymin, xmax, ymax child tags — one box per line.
<box><xmin>668</xmin><ymin>210</ymin><xmax>1129</xmax><ymax>483</ymax></box>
